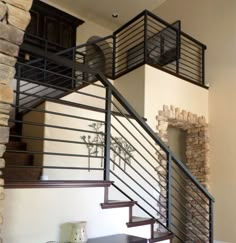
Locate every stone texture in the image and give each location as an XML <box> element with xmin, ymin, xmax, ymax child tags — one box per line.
<box><xmin>0</xmin><ymin>52</ymin><xmax>16</xmax><ymax>67</ymax></box>
<box><xmin>3</xmin><ymin>0</ymin><xmax>33</xmax><ymax>11</ymax></box>
<box><xmin>0</xmin><ymin>145</ymin><xmax>6</xmax><ymax>157</ymax></box>
<box><xmin>0</xmin><ymin>39</ymin><xmax>19</xmax><ymax>57</ymax></box>
<box><xmin>0</xmin><ymin>179</ymin><xmax>4</xmax><ymax>186</ymax></box>
<box><xmin>0</xmin><ymin>126</ymin><xmax>9</xmax><ymax>144</ymax></box>
<box><xmin>0</xmin><ymin>84</ymin><xmax>14</xmax><ymax>104</ymax></box>
<box><xmin>0</xmin><ymin>22</ymin><xmax>24</xmax><ymax>45</ymax></box>
<box><xmin>0</xmin><ymin>2</ymin><xmax>7</xmax><ymax>20</ymax></box>
<box><xmin>0</xmin><ymin>64</ymin><xmax>15</xmax><ymax>80</ymax></box>
<box><xmin>0</xmin><ymin>113</ymin><xmax>9</xmax><ymax>126</ymax></box>
<box><xmin>0</xmin><ymin>159</ymin><xmax>4</xmax><ymax>169</ymax></box>
<box><xmin>6</xmin><ymin>4</ymin><xmax>31</xmax><ymax>30</ymax></box>
<box><xmin>155</xmin><ymin>105</ymin><xmax>209</xmax><ymax>239</ymax></box>
<box><xmin>0</xmin><ymin>0</ymin><xmax>33</xmax><ymax>237</ymax></box>
<box><xmin>0</xmin><ymin>103</ymin><xmax>11</xmax><ymax>112</ymax></box>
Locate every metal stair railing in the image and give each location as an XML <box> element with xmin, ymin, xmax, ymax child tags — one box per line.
<box><xmin>9</xmin><ymin>10</ymin><xmax>213</xmax><ymax>242</ymax></box>
<box><xmin>97</xmin><ymin>71</ymin><xmax>214</xmax><ymax>242</ymax></box>
<box><xmin>13</xmin><ymin>42</ymin><xmax>215</xmax><ymax>242</ymax></box>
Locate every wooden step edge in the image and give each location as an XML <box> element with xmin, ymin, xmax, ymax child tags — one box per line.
<box><xmin>101</xmin><ymin>200</ymin><xmax>136</xmax><ymax>209</ymax></box>
<box><xmin>4</xmin><ymin>180</ymin><xmax>113</xmax><ymax>189</ymax></box>
<box><xmin>126</xmin><ymin>216</ymin><xmax>155</xmax><ymax>228</ymax></box>
<box><xmin>149</xmin><ymin>231</ymin><xmax>174</xmax><ymax>243</ymax></box>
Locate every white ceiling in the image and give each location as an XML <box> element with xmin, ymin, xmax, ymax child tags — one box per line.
<box><xmin>44</xmin><ymin>0</ymin><xmax>166</xmax><ymax>30</ymax></box>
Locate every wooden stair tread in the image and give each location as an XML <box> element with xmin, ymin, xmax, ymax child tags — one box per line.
<box><xmin>126</xmin><ymin>216</ymin><xmax>155</xmax><ymax>227</ymax></box>
<box><xmin>149</xmin><ymin>231</ymin><xmax>174</xmax><ymax>242</ymax></box>
<box><xmin>101</xmin><ymin>200</ymin><xmax>136</xmax><ymax>209</ymax></box>
<box><xmin>4</xmin><ymin>180</ymin><xmax>113</xmax><ymax>189</ymax></box>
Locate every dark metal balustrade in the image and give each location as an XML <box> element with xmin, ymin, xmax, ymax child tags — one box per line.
<box><xmin>18</xmin><ymin>10</ymin><xmax>207</xmax><ymax>87</ymax></box>
<box><xmin>2</xmin><ymin>47</ymin><xmax>214</xmax><ymax>242</ymax></box>
<box><xmin>1</xmin><ymin>9</ymin><xmax>213</xmax><ymax>243</ymax></box>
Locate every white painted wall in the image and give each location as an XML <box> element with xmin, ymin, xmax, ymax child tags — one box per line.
<box><xmin>114</xmin><ymin>66</ymin><xmax>145</xmax><ymax>116</ymax></box>
<box><xmin>144</xmin><ymin>65</ymin><xmax>208</xmax><ymax>130</ymax></box>
<box><xmin>114</xmin><ymin>64</ymin><xmax>208</xmax><ymax>132</ymax></box>
<box><xmin>2</xmin><ymin>187</ymin><xmax>170</xmax><ymax>243</ymax></box>
<box><xmin>2</xmin><ymin>187</ymin><xmax>129</xmax><ymax>243</ymax></box>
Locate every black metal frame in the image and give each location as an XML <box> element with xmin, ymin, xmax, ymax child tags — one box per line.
<box><xmin>5</xmin><ymin>9</ymin><xmax>213</xmax><ymax>243</ymax></box>
<box><xmin>5</xmin><ymin>41</ymin><xmax>214</xmax><ymax>241</ymax></box>
<box><xmin>19</xmin><ymin>10</ymin><xmax>207</xmax><ymax>88</ymax></box>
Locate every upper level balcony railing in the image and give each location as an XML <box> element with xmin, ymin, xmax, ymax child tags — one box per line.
<box><xmin>19</xmin><ymin>10</ymin><xmax>207</xmax><ymax>88</ymax></box>
<box><xmin>113</xmin><ymin>10</ymin><xmax>206</xmax><ymax>86</ymax></box>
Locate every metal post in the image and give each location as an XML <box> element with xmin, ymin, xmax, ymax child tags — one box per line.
<box><xmin>144</xmin><ymin>10</ymin><xmax>148</xmax><ymax>64</ymax></box>
<box><xmin>176</xmin><ymin>21</ymin><xmax>181</xmax><ymax>74</ymax></box>
<box><xmin>44</xmin><ymin>41</ymin><xmax>48</xmax><ymax>82</ymax></box>
<box><xmin>167</xmin><ymin>152</ymin><xmax>172</xmax><ymax>229</ymax></box>
<box><xmin>103</xmin><ymin>87</ymin><xmax>112</xmax><ymax>181</ymax></box>
<box><xmin>202</xmin><ymin>46</ymin><xmax>206</xmax><ymax>86</ymax></box>
<box><xmin>209</xmin><ymin>199</ymin><xmax>214</xmax><ymax>243</ymax></box>
<box><xmin>176</xmin><ymin>27</ymin><xmax>180</xmax><ymax>74</ymax></box>
<box><xmin>15</xmin><ymin>65</ymin><xmax>21</xmax><ymax>118</ymax></box>
<box><xmin>72</xmin><ymin>48</ymin><xmax>76</xmax><ymax>88</ymax></box>
<box><xmin>112</xmin><ymin>35</ymin><xmax>116</xmax><ymax>79</ymax></box>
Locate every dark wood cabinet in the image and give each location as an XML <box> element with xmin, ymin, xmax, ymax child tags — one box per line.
<box><xmin>18</xmin><ymin>0</ymin><xmax>84</xmax><ymax>89</ymax></box>
<box><xmin>25</xmin><ymin>0</ymin><xmax>84</xmax><ymax>50</ymax></box>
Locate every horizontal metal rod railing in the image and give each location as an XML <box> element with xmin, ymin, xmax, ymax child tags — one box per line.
<box><xmin>110</xmin><ymin>134</ymin><xmax>167</xmax><ymax>194</ymax></box>
<box><xmin>18</xmin><ymin>41</ymin><xmax>213</xmax><ymax>201</ymax></box>
<box><xmin>97</xmin><ymin>71</ymin><xmax>213</xmax><ymax>241</ymax></box>
<box><xmin>19</xmin><ymin>10</ymin><xmax>207</xmax><ymax>87</ymax></box>
<box><xmin>13</xmin><ymin>9</ymin><xmax>212</xmax><ymax>242</ymax></box>
<box><xmin>5</xmin><ymin>165</ymin><xmax>104</xmax><ymax>171</ymax></box>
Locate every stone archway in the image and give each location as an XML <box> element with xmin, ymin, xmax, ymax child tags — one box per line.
<box><xmin>156</xmin><ymin>105</ymin><xmax>210</xmax><ymax>240</ymax></box>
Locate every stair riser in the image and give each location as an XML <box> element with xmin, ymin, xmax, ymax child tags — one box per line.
<box><xmin>3</xmin><ymin>168</ymin><xmax>42</xmax><ymax>182</ymax></box>
<box><xmin>4</xmin><ymin>153</ymin><xmax>33</xmax><ymax>166</ymax></box>
<box><xmin>6</xmin><ymin>142</ymin><xmax>27</xmax><ymax>150</ymax></box>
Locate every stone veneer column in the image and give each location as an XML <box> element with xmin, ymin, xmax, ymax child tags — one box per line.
<box><xmin>155</xmin><ymin>105</ymin><xmax>210</xmax><ymax>240</ymax></box>
<box><xmin>0</xmin><ymin>0</ymin><xmax>32</xmax><ymax>241</ymax></box>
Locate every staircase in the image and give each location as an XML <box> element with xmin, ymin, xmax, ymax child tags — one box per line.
<box><xmin>101</xmin><ymin>195</ymin><xmax>174</xmax><ymax>243</ymax></box>
<box><xmin>2</xmin><ymin>10</ymin><xmax>215</xmax><ymax>243</ymax></box>
<box><xmin>100</xmin><ymin>185</ymin><xmax>174</xmax><ymax>242</ymax></box>
<box><xmin>3</xmin><ymin>127</ymin><xmax>41</xmax><ymax>182</ymax></box>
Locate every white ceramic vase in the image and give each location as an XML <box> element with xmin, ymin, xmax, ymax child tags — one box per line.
<box><xmin>70</xmin><ymin>221</ymin><xmax>88</xmax><ymax>243</ymax></box>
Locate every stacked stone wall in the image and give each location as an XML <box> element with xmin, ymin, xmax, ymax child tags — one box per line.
<box><xmin>0</xmin><ymin>1</ymin><xmax>32</xmax><ymax>241</ymax></box>
<box><xmin>155</xmin><ymin>105</ymin><xmax>209</xmax><ymax>240</ymax></box>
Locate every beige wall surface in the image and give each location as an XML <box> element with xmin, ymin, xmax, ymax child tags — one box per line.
<box><xmin>114</xmin><ymin>66</ymin><xmax>145</xmax><ymax>116</ymax></box>
<box><xmin>144</xmin><ymin>65</ymin><xmax>208</xmax><ymax>131</ymax></box>
<box><xmin>154</xmin><ymin>0</ymin><xmax>236</xmax><ymax>242</ymax></box>
<box><xmin>2</xmin><ymin>188</ymin><xmax>129</xmax><ymax>243</ymax></box>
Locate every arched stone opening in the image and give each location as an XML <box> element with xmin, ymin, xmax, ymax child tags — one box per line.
<box><xmin>156</xmin><ymin>105</ymin><xmax>210</xmax><ymax>241</ymax></box>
